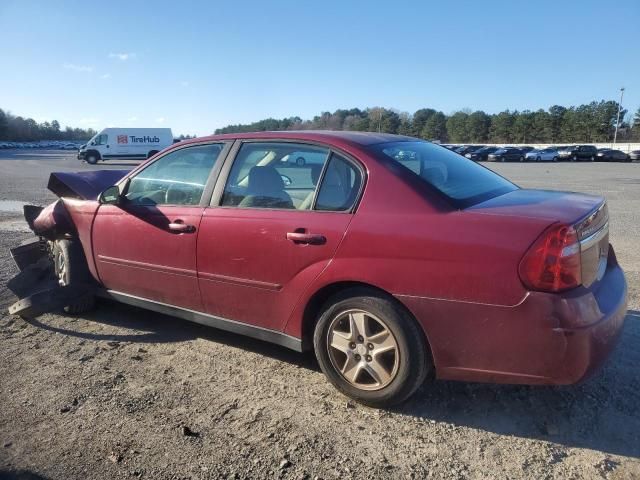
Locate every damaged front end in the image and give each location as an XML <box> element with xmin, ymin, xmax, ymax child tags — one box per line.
<box><xmin>8</xmin><ymin>169</ymin><xmax>129</xmax><ymax>317</ymax></box>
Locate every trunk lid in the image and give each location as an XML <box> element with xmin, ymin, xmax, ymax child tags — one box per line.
<box><xmin>467</xmin><ymin>189</ymin><xmax>609</xmax><ymax>288</ymax></box>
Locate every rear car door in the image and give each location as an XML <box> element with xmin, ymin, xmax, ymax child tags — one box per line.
<box><xmin>197</xmin><ymin>141</ymin><xmax>364</xmax><ymax>331</ymax></box>
<box><xmin>92</xmin><ymin>142</ymin><xmax>229</xmax><ymax>310</ymax></box>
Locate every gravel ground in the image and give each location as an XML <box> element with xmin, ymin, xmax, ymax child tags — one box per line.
<box><xmin>0</xmin><ymin>151</ymin><xmax>638</xmax><ymax>480</ymax></box>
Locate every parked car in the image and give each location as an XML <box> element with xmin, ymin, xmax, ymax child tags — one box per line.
<box><xmin>629</xmin><ymin>150</ymin><xmax>640</xmax><ymax>161</ymax></box>
<box><xmin>487</xmin><ymin>147</ymin><xmax>525</xmax><ymax>162</ymax></box>
<box><xmin>525</xmin><ymin>147</ymin><xmax>559</xmax><ymax>162</ymax></box>
<box><xmin>78</xmin><ymin>127</ymin><xmax>174</xmax><ymax>164</ymax></box>
<box><xmin>557</xmin><ymin>145</ymin><xmax>597</xmax><ymax>162</ymax></box>
<box><xmin>11</xmin><ymin>131</ymin><xmax>627</xmax><ymax>408</ymax></box>
<box><xmin>596</xmin><ymin>149</ymin><xmax>630</xmax><ymax>162</ymax></box>
<box><xmin>465</xmin><ymin>146</ymin><xmax>498</xmax><ymax>162</ymax></box>
<box><xmin>455</xmin><ymin>145</ymin><xmax>483</xmax><ymax>156</ymax></box>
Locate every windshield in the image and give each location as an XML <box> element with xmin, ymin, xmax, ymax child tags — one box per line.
<box><xmin>370</xmin><ymin>141</ymin><xmax>517</xmax><ymax>207</ymax></box>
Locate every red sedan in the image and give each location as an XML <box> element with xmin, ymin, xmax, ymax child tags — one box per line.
<box><xmin>17</xmin><ymin>131</ymin><xmax>627</xmax><ymax>407</ymax></box>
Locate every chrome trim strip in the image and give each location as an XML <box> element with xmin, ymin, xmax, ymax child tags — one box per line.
<box><xmin>580</xmin><ymin>221</ymin><xmax>609</xmax><ymax>251</ymax></box>
<box><xmin>97</xmin><ymin>254</ymin><xmax>197</xmax><ymax>277</ymax></box>
<box><xmin>96</xmin><ymin>289</ymin><xmax>302</xmax><ymax>352</ymax></box>
<box><xmin>198</xmin><ymin>271</ymin><xmax>282</xmax><ymax>291</ymax></box>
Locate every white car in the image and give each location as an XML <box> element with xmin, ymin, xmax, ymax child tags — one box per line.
<box><xmin>525</xmin><ymin>147</ymin><xmax>559</xmax><ymax>162</ymax></box>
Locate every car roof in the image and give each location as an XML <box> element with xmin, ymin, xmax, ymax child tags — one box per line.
<box><xmin>176</xmin><ymin>130</ymin><xmax>418</xmax><ymax>148</ymax></box>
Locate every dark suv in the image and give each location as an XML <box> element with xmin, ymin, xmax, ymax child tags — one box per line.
<box><xmin>557</xmin><ymin>145</ymin><xmax>597</xmax><ymax>162</ymax></box>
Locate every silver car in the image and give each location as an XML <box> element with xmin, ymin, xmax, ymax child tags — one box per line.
<box><xmin>525</xmin><ymin>147</ymin><xmax>559</xmax><ymax>162</ymax></box>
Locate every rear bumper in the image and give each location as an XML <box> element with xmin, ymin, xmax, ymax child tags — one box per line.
<box><xmin>399</xmin><ymin>247</ymin><xmax>627</xmax><ymax>385</ymax></box>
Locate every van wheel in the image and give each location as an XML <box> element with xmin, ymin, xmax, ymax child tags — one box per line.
<box><xmin>313</xmin><ymin>289</ymin><xmax>431</xmax><ymax>408</ymax></box>
<box><xmin>148</xmin><ymin>150</ymin><xmax>159</xmax><ymax>159</ymax></box>
<box><xmin>85</xmin><ymin>151</ymin><xmax>99</xmax><ymax>164</ymax></box>
<box><xmin>53</xmin><ymin>239</ymin><xmax>95</xmax><ymax>314</ymax></box>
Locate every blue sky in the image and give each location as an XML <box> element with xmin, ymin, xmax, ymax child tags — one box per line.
<box><xmin>1</xmin><ymin>0</ymin><xmax>638</xmax><ymax>136</ymax></box>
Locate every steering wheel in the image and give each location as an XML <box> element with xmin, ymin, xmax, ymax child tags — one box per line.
<box><xmin>165</xmin><ymin>183</ymin><xmax>189</xmax><ymax>205</ymax></box>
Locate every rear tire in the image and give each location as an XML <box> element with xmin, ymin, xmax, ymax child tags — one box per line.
<box><xmin>313</xmin><ymin>289</ymin><xmax>431</xmax><ymax>408</ymax></box>
<box><xmin>590</xmin><ymin>155</ymin><xmax>595</xmax><ymax>162</ymax></box>
<box><xmin>53</xmin><ymin>239</ymin><xmax>95</xmax><ymax>314</ymax></box>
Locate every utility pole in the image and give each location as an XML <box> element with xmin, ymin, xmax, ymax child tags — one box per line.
<box><xmin>613</xmin><ymin>87</ymin><xmax>625</xmax><ymax>144</ymax></box>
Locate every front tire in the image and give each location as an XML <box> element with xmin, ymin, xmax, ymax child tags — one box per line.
<box><xmin>313</xmin><ymin>289</ymin><xmax>431</xmax><ymax>408</ymax></box>
<box><xmin>85</xmin><ymin>151</ymin><xmax>100</xmax><ymax>164</ymax></box>
<box><xmin>53</xmin><ymin>239</ymin><xmax>95</xmax><ymax>314</ymax></box>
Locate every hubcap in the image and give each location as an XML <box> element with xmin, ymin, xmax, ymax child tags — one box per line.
<box><xmin>327</xmin><ymin>309</ymin><xmax>400</xmax><ymax>391</ymax></box>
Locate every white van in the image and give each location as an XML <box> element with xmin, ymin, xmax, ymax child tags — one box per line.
<box><xmin>78</xmin><ymin>128</ymin><xmax>174</xmax><ymax>164</ymax></box>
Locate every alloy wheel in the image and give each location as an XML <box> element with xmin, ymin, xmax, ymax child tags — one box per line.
<box><xmin>326</xmin><ymin>309</ymin><xmax>400</xmax><ymax>391</ymax></box>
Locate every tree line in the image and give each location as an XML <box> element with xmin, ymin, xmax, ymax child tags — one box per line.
<box><xmin>216</xmin><ymin>102</ymin><xmax>640</xmax><ymax>144</ymax></box>
<box><xmin>0</xmin><ymin>108</ymin><xmax>96</xmax><ymax>142</ymax></box>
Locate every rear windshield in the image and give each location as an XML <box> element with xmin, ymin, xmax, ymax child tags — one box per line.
<box><xmin>370</xmin><ymin>141</ymin><xmax>518</xmax><ymax>207</ymax></box>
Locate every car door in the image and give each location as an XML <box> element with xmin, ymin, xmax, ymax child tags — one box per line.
<box><xmin>197</xmin><ymin>141</ymin><xmax>364</xmax><ymax>331</ymax></box>
<box><xmin>92</xmin><ymin>142</ymin><xmax>230</xmax><ymax>310</ymax></box>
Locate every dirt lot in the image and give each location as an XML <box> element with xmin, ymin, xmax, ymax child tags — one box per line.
<box><xmin>0</xmin><ymin>151</ymin><xmax>638</xmax><ymax>480</ymax></box>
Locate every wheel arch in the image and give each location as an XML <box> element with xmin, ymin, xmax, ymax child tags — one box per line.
<box><xmin>85</xmin><ymin>149</ymin><xmax>101</xmax><ymax>160</ymax></box>
<box><xmin>299</xmin><ymin>281</ymin><xmax>433</xmax><ymax>364</ymax></box>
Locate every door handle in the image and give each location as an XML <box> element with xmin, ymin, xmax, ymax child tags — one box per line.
<box><xmin>168</xmin><ymin>220</ymin><xmax>195</xmax><ymax>233</ymax></box>
<box><xmin>286</xmin><ymin>231</ymin><xmax>326</xmax><ymax>245</ymax></box>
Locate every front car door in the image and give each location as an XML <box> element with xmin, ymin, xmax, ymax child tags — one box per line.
<box><xmin>92</xmin><ymin>142</ymin><xmax>229</xmax><ymax>310</ymax></box>
<box><xmin>197</xmin><ymin>141</ymin><xmax>364</xmax><ymax>331</ymax></box>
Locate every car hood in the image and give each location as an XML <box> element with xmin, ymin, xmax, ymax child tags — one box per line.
<box><xmin>47</xmin><ymin>170</ymin><xmax>130</xmax><ymax>200</ymax></box>
<box><xmin>466</xmin><ymin>188</ymin><xmax>604</xmax><ymax>224</ymax></box>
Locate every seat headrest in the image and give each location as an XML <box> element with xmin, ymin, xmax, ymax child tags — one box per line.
<box><xmin>247</xmin><ymin>165</ymin><xmax>285</xmax><ymax>194</ymax></box>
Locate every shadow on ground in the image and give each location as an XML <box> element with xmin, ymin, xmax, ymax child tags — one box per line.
<box><xmin>19</xmin><ymin>301</ymin><xmax>640</xmax><ymax>459</ymax></box>
<box><xmin>0</xmin><ymin>470</ymin><xmax>50</xmax><ymax>480</ymax></box>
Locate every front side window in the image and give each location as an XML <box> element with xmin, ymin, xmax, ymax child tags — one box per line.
<box><xmin>94</xmin><ymin>134</ymin><xmax>107</xmax><ymax>145</ymax></box>
<box><xmin>371</xmin><ymin>141</ymin><xmax>517</xmax><ymax>207</ymax></box>
<box><xmin>221</xmin><ymin>142</ymin><xmax>330</xmax><ymax>210</ymax></box>
<box><xmin>125</xmin><ymin>144</ymin><xmax>223</xmax><ymax>205</ymax></box>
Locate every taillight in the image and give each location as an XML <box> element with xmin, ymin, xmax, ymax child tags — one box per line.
<box><xmin>519</xmin><ymin>223</ymin><xmax>581</xmax><ymax>292</ymax></box>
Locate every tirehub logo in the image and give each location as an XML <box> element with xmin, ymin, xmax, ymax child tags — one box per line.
<box><xmin>130</xmin><ymin>135</ymin><xmax>160</xmax><ymax>143</ymax></box>
<box><xmin>117</xmin><ymin>135</ymin><xmax>128</xmax><ymax>144</ymax></box>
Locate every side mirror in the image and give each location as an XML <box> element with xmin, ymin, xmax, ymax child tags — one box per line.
<box><xmin>90</xmin><ymin>141</ymin><xmax>95</xmax><ymax>146</ymax></box>
<box><xmin>99</xmin><ymin>185</ymin><xmax>122</xmax><ymax>205</ymax></box>
<box><xmin>280</xmin><ymin>174</ymin><xmax>292</xmax><ymax>187</ymax></box>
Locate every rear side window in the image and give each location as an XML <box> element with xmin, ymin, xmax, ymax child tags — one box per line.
<box><xmin>221</xmin><ymin>142</ymin><xmax>330</xmax><ymax>210</ymax></box>
<box><xmin>371</xmin><ymin>141</ymin><xmax>517</xmax><ymax>207</ymax></box>
<box><xmin>315</xmin><ymin>153</ymin><xmax>362</xmax><ymax>212</ymax></box>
